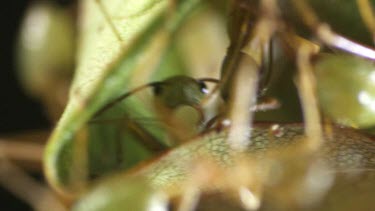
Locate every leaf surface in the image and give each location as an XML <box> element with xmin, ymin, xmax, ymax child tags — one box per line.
<box><xmin>44</xmin><ymin>0</ymin><xmax>203</xmax><ymax>196</ymax></box>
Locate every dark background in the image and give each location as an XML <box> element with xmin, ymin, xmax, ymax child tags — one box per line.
<box><xmin>0</xmin><ymin>0</ymin><xmax>67</xmax><ymax>209</ymax></box>
<box><xmin>0</xmin><ymin>1</ymin><xmax>49</xmax><ymax>134</ymax></box>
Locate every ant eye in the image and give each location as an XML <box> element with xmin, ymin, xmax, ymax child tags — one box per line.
<box><xmin>198</xmin><ymin>80</ymin><xmax>208</xmax><ymax>94</ymax></box>
<box><xmin>152</xmin><ymin>83</ymin><xmax>163</xmax><ymax>96</ymax></box>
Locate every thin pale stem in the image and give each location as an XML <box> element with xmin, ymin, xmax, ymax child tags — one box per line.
<box><xmin>316</xmin><ymin>24</ymin><xmax>375</xmax><ymax>60</ymax></box>
<box><xmin>227</xmin><ymin>53</ymin><xmax>258</xmax><ymax>151</ymax></box>
<box><xmin>177</xmin><ymin>186</ymin><xmax>200</xmax><ymax>211</ymax></box>
<box><xmin>296</xmin><ymin>44</ymin><xmax>323</xmax><ymax>150</ymax></box>
<box><xmin>0</xmin><ymin>140</ymin><xmax>43</xmax><ymax>162</ymax></box>
<box><xmin>0</xmin><ymin>158</ymin><xmax>66</xmax><ymax>211</ymax></box>
<box><xmin>292</xmin><ymin>0</ymin><xmax>375</xmax><ymax>60</ymax></box>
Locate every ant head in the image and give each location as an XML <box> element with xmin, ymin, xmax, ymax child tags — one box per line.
<box><xmin>151</xmin><ymin>75</ymin><xmax>218</xmax><ymax>110</ymax></box>
<box><xmin>151</xmin><ymin>82</ymin><xmax>164</xmax><ymax>96</ymax></box>
<box><xmin>94</xmin><ymin>75</ymin><xmax>218</xmax><ymax>118</ymax></box>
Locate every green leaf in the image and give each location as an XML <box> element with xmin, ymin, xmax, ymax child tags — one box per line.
<box><xmin>44</xmin><ymin>0</ymin><xmax>203</xmax><ymax>196</ymax></box>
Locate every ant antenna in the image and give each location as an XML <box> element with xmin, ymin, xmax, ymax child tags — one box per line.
<box><xmin>93</xmin><ymin>83</ymin><xmax>158</xmax><ymax>117</ymax></box>
<box><xmin>197</xmin><ymin>78</ymin><xmax>220</xmax><ymax>84</ymax></box>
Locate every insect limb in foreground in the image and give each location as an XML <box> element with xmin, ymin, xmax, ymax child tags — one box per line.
<box><xmin>291</xmin><ymin>0</ymin><xmax>375</xmax><ymax>60</ymax></box>
<box><xmin>281</xmin><ymin>0</ymin><xmax>375</xmax><ymax>130</ymax></box>
<box><xmin>254</xmin><ymin>0</ymin><xmax>325</xmax><ymax>151</ymax></box>
<box><xmin>222</xmin><ymin>0</ymin><xmax>375</xmax><ymax>149</ymax></box>
<box><xmin>203</xmin><ymin>0</ymin><xmax>283</xmax><ymax>151</ymax></box>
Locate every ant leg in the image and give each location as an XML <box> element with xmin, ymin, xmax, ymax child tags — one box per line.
<box><xmin>90</xmin><ymin>114</ymin><xmax>168</xmax><ymax>153</ymax></box>
<box><xmin>177</xmin><ymin>186</ymin><xmax>200</xmax><ymax>211</ymax></box>
<box><xmin>201</xmin><ymin>0</ymin><xmax>276</xmax><ymax>106</ymax></box>
<box><xmin>125</xmin><ymin>120</ymin><xmax>168</xmax><ymax>152</ymax></box>
<box><xmin>0</xmin><ymin>158</ymin><xmax>65</xmax><ymax>210</ymax></box>
<box><xmin>94</xmin><ymin>0</ymin><xmax>123</xmax><ymax>42</ymax></box>
<box><xmin>225</xmin><ymin>0</ymin><xmax>279</xmax><ymax>150</ymax></box>
<box><xmin>316</xmin><ymin>25</ymin><xmax>375</xmax><ymax>60</ymax></box>
<box><xmin>200</xmin><ymin>0</ymin><xmax>255</xmax><ymax>107</ymax></box>
<box><xmin>226</xmin><ymin>53</ymin><xmax>259</xmax><ymax>151</ymax></box>
<box><xmin>204</xmin><ymin>0</ymin><xmax>278</xmax><ymax>148</ymax></box>
<box><xmin>252</xmin><ymin>96</ymin><xmax>280</xmax><ymax>112</ymax></box>
<box><xmin>0</xmin><ymin>140</ymin><xmax>44</xmax><ymax>164</ymax></box>
<box><xmin>292</xmin><ymin>0</ymin><xmax>375</xmax><ymax>60</ymax></box>
<box><xmin>295</xmin><ymin>42</ymin><xmax>323</xmax><ymax>150</ymax></box>
<box><xmin>258</xmin><ymin>37</ymin><xmax>274</xmax><ymax>96</ymax></box>
<box><xmin>357</xmin><ymin>0</ymin><xmax>375</xmax><ymax>41</ymax></box>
